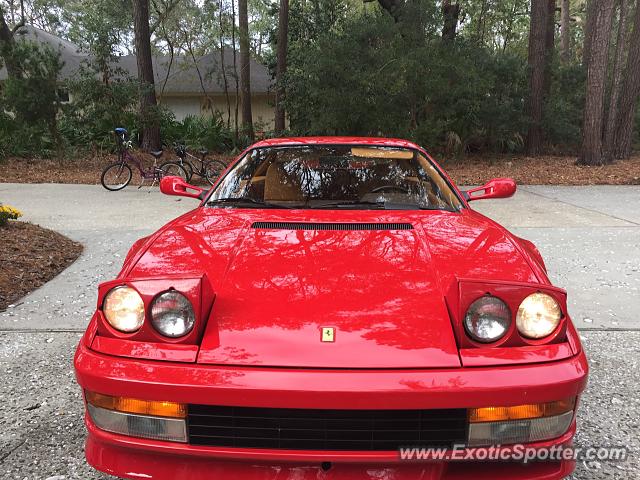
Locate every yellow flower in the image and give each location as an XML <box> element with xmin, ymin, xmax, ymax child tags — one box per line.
<box><xmin>0</xmin><ymin>204</ymin><xmax>22</xmax><ymax>224</ymax></box>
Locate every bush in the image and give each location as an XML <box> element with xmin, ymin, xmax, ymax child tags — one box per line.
<box><xmin>61</xmin><ymin>66</ymin><xmax>236</xmax><ymax>154</ymax></box>
<box><xmin>160</xmin><ymin>114</ymin><xmax>235</xmax><ymax>152</ymax></box>
<box><xmin>61</xmin><ymin>65</ymin><xmax>140</xmax><ymax>151</ymax></box>
<box><xmin>0</xmin><ymin>111</ymin><xmax>57</xmax><ymax>159</ymax></box>
<box><xmin>283</xmin><ymin>12</ymin><xmax>531</xmax><ymax>154</ymax></box>
<box><xmin>283</xmin><ymin>7</ymin><xmax>584</xmax><ymax>155</ymax></box>
<box><xmin>0</xmin><ymin>41</ymin><xmax>63</xmax><ymax>158</ymax></box>
<box><xmin>543</xmin><ymin>63</ymin><xmax>586</xmax><ymax>149</ymax></box>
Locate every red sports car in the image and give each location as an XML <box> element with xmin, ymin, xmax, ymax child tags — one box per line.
<box><xmin>74</xmin><ymin>137</ymin><xmax>588</xmax><ymax>480</ymax></box>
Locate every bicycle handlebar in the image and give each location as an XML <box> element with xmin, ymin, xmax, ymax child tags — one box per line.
<box><xmin>114</xmin><ymin>128</ymin><xmax>130</xmax><ymax>151</ymax></box>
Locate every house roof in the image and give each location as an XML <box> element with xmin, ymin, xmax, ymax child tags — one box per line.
<box><xmin>0</xmin><ymin>25</ymin><xmax>272</xmax><ymax>94</ymax></box>
<box><xmin>0</xmin><ymin>25</ymin><xmax>86</xmax><ymax>79</ymax></box>
<box><xmin>116</xmin><ymin>52</ymin><xmax>272</xmax><ymax>95</ymax></box>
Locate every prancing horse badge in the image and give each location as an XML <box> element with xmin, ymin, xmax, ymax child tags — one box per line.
<box><xmin>321</xmin><ymin>327</ymin><xmax>336</xmax><ymax>342</ymax></box>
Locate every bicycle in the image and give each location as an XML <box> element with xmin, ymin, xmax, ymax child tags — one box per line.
<box><xmin>101</xmin><ymin>128</ymin><xmax>188</xmax><ymax>191</ymax></box>
<box><xmin>161</xmin><ymin>143</ymin><xmax>227</xmax><ymax>186</ymax></box>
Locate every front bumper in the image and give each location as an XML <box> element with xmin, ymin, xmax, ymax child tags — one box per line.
<box><xmin>75</xmin><ymin>341</ymin><xmax>588</xmax><ymax>479</ymax></box>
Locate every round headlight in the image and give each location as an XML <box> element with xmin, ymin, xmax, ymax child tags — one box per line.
<box><xmin>150</xmin><ymin>291</ymin><xmax>195</xmax><ymax>338</ymax></box>
<box><xmin>516</xmin><ymin>292</ymin><xmax>561</xmax><ymax>339</ymax></box>
<box><xmin>464</xmin><ymin>296</ymin><xmax>511</xmax><ymax>343</ymax></box>
<box><xmin>103</xmin><ymin>286</ymin><xmax>145</xmax><ymax>333</ymax></box>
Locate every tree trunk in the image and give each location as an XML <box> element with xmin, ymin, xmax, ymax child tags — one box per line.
<box><xmin>238</xmin><ymin>0</ymin><xmax>254</xmax><ymax>141</ymax></box>
<box><xmin>158</xmin><ymin>25</ymin><xmax>174</xmax><ymax>101</ymax></box>
<box><xmin>578</xmin><ymin>0</ymin><xmax>616</xmax><ymax>165</ymax></box>
<box><xmin>231</xmin><ymin>0</ymin><xmax>239</xmax><ymax>142</ymax></box>
<box><xmin>560</xmin><ymin>0</ymin><xmax>571</xmax><ymax>62</ymax></box>
<box><xmin>218</xmin><ymin>0</ymin><xmax>231</xmax><ymax>128</ymax></box>
<box><xmin>603</xmin><ymin>0</ymin><xmax>629</xmax><ymax>160</ymax></box>
<box><xmin>132</xmin><ymin>0</ymin><xmax>161</xmax><ymax>151</ymax></box>
<box><xmin>613</xmin><ymin>1</ymin><xmax>640</xmax><ymax>159</ymax></box>
<box><xmin>274</xmin><ymin>0</ymin><xmax>289</xmax><ymax>134</ymax></box>
<box><xmin>374</xmin><ymin>0</ymin><xmax>404</xmax><ymax>23</ymax></box>
<box><xmin>442</xmin><ymin>1</ymin><xmax>460</xmax><ymax>42</ymax></box>
<box><xmin>525</xmin><ymin>0</ymin><xmax>551</xmax><ymax>155</ymax></box>
<box><xmin>544</xmin><ymin>0</ymin><xmax>556</xmax><ymax>98</ymax></box>
<box><xmin>583</xmin><ymin>0</ymin><xmax>597</xmax><ymax>64</ymax></box>
<box><xmin>476</xmin><ymin>0</ymin><xmax>489</xmax><ymax>44</ymax></box>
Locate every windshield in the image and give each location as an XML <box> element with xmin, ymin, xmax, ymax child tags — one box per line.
<box><xmin>206</xmin><ymin>145</ymin><xmax>462</xmax><ymax>210</ymax></box>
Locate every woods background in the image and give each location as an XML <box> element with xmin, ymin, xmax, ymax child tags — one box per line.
<box><xmin>1</xmin><ymin>0</ymin><xmax>639</xmax><ymax>167</ymax></box>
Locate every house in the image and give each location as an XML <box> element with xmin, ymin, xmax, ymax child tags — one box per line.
<box><xmin>0</xmin><ymin>26</ymin><xmax>277</xmax><ymax>128</ymax></box>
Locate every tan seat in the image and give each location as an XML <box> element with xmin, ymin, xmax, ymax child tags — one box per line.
<box><xmin>264</xmin><ymin>163</ymin><xmax>306</xmax><ymax>202</ymax></box>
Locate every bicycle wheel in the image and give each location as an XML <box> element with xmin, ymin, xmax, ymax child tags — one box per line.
<box><xmin>203</xmin><ymin>159</ymin><xmax>227</xmax><ymax>186</ymax></box>
<box><xmin>162</xmin><ymin>159</ymin><xmax>193</xmax><ymax>182</ymax></box>
<box><xmin>159</xmin><ymin>162</ymin><xmax>189</xmax><ymax>181</ymax></box>
<box><xmin>181</xmin><ymin>161</ymin><xmax>194</xmax><ymax>182</ymax></box>
<box><xmin>101</xmin><ymin>162</ymin><xmax>132</xmax><ymax>191</ymax></box>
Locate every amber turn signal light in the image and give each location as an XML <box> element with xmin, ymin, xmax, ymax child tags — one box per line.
<box><xmin>85</xmin><ymin>391</ymin><xmax>187</xmax><ymax>419</ymax></box>
<box><xmin>469</xmin><ymin>397</ymin><xmax>575</xmax><ymax>423</ymax></box>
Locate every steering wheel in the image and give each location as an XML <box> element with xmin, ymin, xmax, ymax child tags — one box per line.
<box><xmin>369</xmin><ymin>185</ymin><xmax>410</xmax><ymax>194</ymax></box>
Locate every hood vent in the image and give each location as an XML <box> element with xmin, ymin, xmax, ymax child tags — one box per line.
<box><xmin>251</xmin><ymin>222</ymin><xmax>413</xmax><ymax>231</ymax></box>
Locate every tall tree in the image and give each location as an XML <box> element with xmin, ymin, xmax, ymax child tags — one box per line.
<box><xmin>442</xmin><ymin>0</ymin><xmax>460</xmax><ymax>42</ymax></box>
<box><xmin>132</xmin><ymin>0</ymin><xmax>161</xmax><ymax>151</ymax></box>
<box><xmin>238</xmin><ymin>0</ymin><xmax>254</xmax><ymax>140</ymax></box>
<box><xmin>560</xmin><ymin>0</ymin><xmax>571</xmax><ymax>62</ymax></box>
<box><xmin>577</xmin><ymin>0</ymin><xmax>615</xmax><ymax>165</ymax></box>
<box><xmin>274</xmin><ymin>0</ymin><xmax>289</xmax><ymax>134</ymax></box>
<box><xmin>525</xmin><ymin>0</ymin><xmax>554</xmax><ymax>155</ymax></box>
<box><xmin>612</xmin><ymin>1</ymin><xmax>640</xmax><ymax>159</ymax></box>
<box><xmin>603</xmin><ymin>0</ymin><xmax>629</xmax><ymax>160</ymax></box>
<box><xmin>218</xmin><ymin>0</ymin><xmax>231</xmax><ymax>128</ymax></box>
<box><xmin>543</xmin><ymin>0</ymin><xmax>556</xmax><ymax>98</ymax></box>
<box><xmin>231</xmin><ymin>0</ymin><xmax>240</xmax><ymax>140</ymax></box>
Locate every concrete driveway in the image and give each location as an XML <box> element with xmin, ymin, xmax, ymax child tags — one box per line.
<box><xmin>0</xmin><ymin>183</ymin><xmax>639</xmax><ymax>479</ymax></box>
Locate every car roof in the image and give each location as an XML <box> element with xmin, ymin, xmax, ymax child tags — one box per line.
<box><xmin>249</xmin><ymin>136</ymin><xmax>425</xmax><ymax>151</ymax></box>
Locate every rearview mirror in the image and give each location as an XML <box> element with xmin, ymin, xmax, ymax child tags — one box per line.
<box><xmin>464</xmin><ymin>178</ymin><xmax>516</xmax><ymax>202</ymax></box>
<box><xmin>160</xmin><ymin>176</ymin><xmax>205</xmax><ymax>200</ymax></box>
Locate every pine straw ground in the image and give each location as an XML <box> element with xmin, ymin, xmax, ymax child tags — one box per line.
<box><xmin>0</xmin><ymin>153</ymin><xmax>233</xmax><ymax>185</ymax></box>
<box><xmin>441</xmin><ymin>154</ymin><xmax>640</xmax><ymax>185</ymax></box>
<box><xmin>1</xmin><ymin>152</ymin><xmax>639</xmax><ymax>185</ymax></box>
<box><xmin>0</xmin><ymin>221</ymin><xmax>83</xmax><ymax>311</ymax></box>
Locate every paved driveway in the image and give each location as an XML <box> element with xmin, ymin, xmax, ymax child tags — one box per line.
<box><xmin>0</xmin><ymin>183</ymin><xmax>639</xmax><ymax>479</ymax></box>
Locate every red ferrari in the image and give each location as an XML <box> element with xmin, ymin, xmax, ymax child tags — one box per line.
<box><xmin>74</xmin><ymin>137</ymin><xmax>588</xmax><ymax>480</ymax></box>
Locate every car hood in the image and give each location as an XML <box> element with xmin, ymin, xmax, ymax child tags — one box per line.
<box><xmin>129</xmin><ymin>209</ymin><xmax>539</xmax><ymax>369</ymax></box>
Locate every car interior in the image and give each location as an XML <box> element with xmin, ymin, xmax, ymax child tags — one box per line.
<box><xmin>211</xmin><ymin>146</ymin><xmax>462</xmax><ymax>210</ymax></box>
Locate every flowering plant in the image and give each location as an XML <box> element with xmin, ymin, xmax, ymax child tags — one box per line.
<box><xmin>0</xmin><ymin>204</ymin><xmax>22</xmax><ymax>226</ymax></box>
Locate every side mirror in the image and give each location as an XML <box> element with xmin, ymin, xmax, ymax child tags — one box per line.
<box><xmin>464</xmin><ymin>178</ymin><xmax>516</xmax><ymax>202</ymax></box>
<box><xmin>160</xmin><ymin>176</ymin><xmax>205</xmax><ymax>200</ymax></box>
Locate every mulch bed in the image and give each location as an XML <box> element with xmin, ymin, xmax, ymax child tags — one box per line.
<box><xmin>0</xmin><ymin>221</ymin><xmax>83</xmax><ymax>311</ymax></box>
<box><xmin>441</xmin><ymin>154</ymin><xmax>640</xmax><ymax>185</ymax></box>
<box><xmin>1</xmin><ymin>152</ymin><xmax>639</xmax><ymax>185</ymax></box>
<box><xmin>0</xmin><ymin>152</ymin><xmax>234</xmax><ymax>185</ymax></box>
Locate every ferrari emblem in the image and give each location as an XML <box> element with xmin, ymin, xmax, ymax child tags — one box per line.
<box><xmin>321</xmin><ymin>327</ymin><xmax>336</xmax><ymax>342</ymax></box>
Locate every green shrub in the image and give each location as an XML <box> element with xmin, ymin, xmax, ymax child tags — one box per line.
<box><xmin>0</xmin><ymin>41</ymin><xmax>63</xmax><ymax>157</ymax></box>
<box><xmin>61</xmin><ymin>65</ymin><xmax>140</xmax><ymax>151</ymax></box>
<box><xmin>161</xmin><ymin>114</ymin><xmax>235</xmax><ymax>152</ymax></box>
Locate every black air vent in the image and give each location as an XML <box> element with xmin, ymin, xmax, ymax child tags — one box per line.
<box><xmin>187</xmin><ymin>405</ymin><xmax>467</xmax><ymax>451</ymax></box>
<box><xmin>251</xmin><ymin>222</ymin><xmax>413</xmax><ymax>231</ymax></box>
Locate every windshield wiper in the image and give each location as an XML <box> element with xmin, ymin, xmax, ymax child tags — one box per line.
<box><xmin>311</xmin><ymin>200</ymin><xmax>441</xmax><ymax>210</ymax></box>
<box><xmin>311</xmin><ymin>200</ymin><xmax>386</xmax><ymax>209</ymax></box>
<box><xmin>207</xmin><ymin>198</ymin><xmax>300</xmax><ymax>209</ymax></box>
